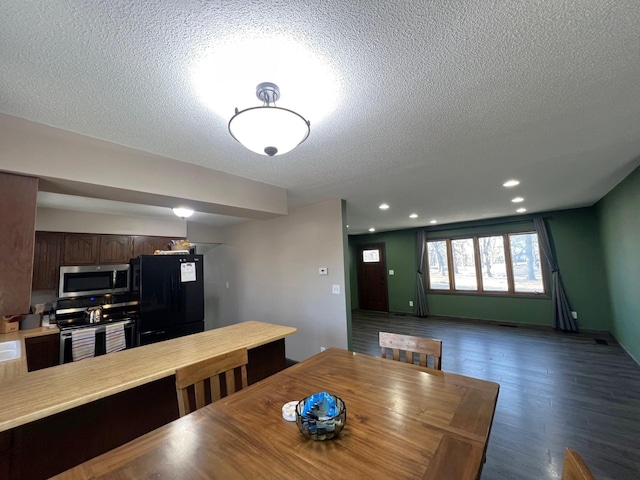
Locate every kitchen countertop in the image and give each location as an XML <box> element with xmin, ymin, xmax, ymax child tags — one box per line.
<box><xmin>0</xmin><ymin>325</ymin><xmax>60</xmax><ymax>383</ymax></box>
<box><xmin>0</xmin><ymin>321</ymin><xmax>296</xmax><ymax>432</ymax></box>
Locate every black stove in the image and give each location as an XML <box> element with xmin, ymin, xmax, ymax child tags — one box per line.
<box><xmin>55</xmin><ymin>292</ymin><xmax>139</xmax><ymax>329</ymax></box>
<box><xmin>56</xmin><ymin>292</ymin><xmax>140</xmax><ymax>364</ymax></box>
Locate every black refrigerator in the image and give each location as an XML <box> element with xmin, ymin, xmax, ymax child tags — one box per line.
<box><xmin>131</xmin><ymin>254</ymin><xmax>205</xmax><ymax>346</ymax></box>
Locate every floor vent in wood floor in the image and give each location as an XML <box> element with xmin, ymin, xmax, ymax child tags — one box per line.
<box><xmin>594</xmin><ymin>338</ymin><xmax>609</xmax><ymax>345</ymax></box>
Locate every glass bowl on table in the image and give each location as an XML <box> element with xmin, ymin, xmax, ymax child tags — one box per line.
<box><xmin>295</xmin><ymin>391</ymin><xmax>346</xmax><ymax>441</ymax></box>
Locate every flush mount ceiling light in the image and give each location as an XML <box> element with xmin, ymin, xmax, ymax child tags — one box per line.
<box><xmin>409</xmin><ymin>213</ymin><xmax>418</xmax><ymax>219</ymax></box>
<box><xmin>172</xmin><ymin>207</ymin><xmax>194</xmax><ymax>219</ymax></box>
<box><xmin>511</xmin><ymin>197</ymin><xmax>525</xmax><ymax>203</ymax></box>
<box><xmin>228</xmin><ymin>82</ymin><xmax>310</xmax><ymax>156</ymax></box>
<box><xmin>379</xmin><ymin>203</ymin><xmax>390</xmax><ymax>210</ymax></box>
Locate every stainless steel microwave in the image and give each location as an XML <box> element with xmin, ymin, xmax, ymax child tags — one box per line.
<box><xmin>58</xmin><ymin>264</ymin><xmax>130</xmax><ymax>298</ymax></box>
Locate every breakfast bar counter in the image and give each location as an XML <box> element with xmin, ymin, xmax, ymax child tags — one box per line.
<box><xmin>0</xmin><ymin>321</ymin><xmax>296</xmax><ymax>479</ymax></box>
<box><xmin>0</xmin><ymin>321</ymin><xmax>296</xmax><ymax>432</ymax></box>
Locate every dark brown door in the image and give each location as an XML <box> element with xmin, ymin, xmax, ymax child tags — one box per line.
<box><xmin>357</xmin><ymin>243</ymin><xmax>389</xmax><ymax>312</ymax></box>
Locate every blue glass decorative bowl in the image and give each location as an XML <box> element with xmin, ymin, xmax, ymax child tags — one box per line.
<box><xmin>295</xmin><ymin>391</ymin><xmax>346</xmax><ymax>440</ymax></box>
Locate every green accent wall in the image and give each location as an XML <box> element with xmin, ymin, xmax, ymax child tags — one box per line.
<box><xmin>546</xmin><ymin>209</ymin><xmax>612</xmax><ymax>331</ymax></box>
<box><xmin>597</xmin><ymin>165</ymin><xmax>640</xmax><ymax>362</ymax></box>
<box><xmin>349</xmin><ymin>207</ymin><xmax>613</xmax><ymax>331</ymax></box>
<box><xmin>349</xmin><ymin>229</ymin><xmax>417</xmax><ymax>313</ymax></box>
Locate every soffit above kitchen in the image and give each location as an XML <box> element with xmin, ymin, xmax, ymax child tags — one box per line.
<box><xmin>1</xmin><ymin>1</ymin><xmax>639</xmax><ymax>234</ymax></box>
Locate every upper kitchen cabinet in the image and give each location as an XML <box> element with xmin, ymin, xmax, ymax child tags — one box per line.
<box><xmin>0</xmin><ymin>173</ymin><xmax>38</xmax><ymax>316</ymax></box>
<box><xmin>99</xmin><ymin>235</ymin><xmax>132</xmax><ymax>264</ymax></box>
<box><xmin>32</xmin><ymin>233</ymin><xmax>180</xmax><ymax>292</ymax></box>
<box><xmin>62</xmin><ymin>234</ymin><xmax>99</xmax><ymax>265</ymax></box>
<box><xmin>32</xmin><ymin>232</ymin><xmax>63</xmax><ymax>290</ymax></box>
<box><xmin>132</xmin><ymin>236</ymin><xmax>173</xmax><ymax>258</ymax></box>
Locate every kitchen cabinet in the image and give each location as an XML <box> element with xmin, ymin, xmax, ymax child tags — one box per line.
<box><xmin>99</xmin><ymin>235</ymin><xmax>132</xmax><ymax>264</ymax></box>
<box><xmin>1</xmin><ymin>324</ymin><xmax>293</xmax><ymax>479</ymax></box>
<box><xmin>0</xmin><ymin>430</ymin><xmax>10</xmax><ymax>480</ymax></box>
<box><xmin>32</xmin><ymin>232</ymin><xmax>63</xmax><ymax>290</ymax></box>
<box><xmin>132</xmin><ymin>236</ymin><xmax>173</xmax><ymax>257</ymax></box>
<box><xmin>62</xmin><ymin>233</ymin><xmax>99</xmax><ymax>265</ymax></box>
<box><xmin>0</xmin><ymin>173</ymin><xmax>38</xmax><ymax>317</ymax></box>
<box><xmin>25</xmin><ymin>334</ymin><xmax>60</xmax><ymax>372</ymax></box>
<box><xmin>35</xmin><ymin>233</ymin><xmax>179</xmax><ymax>283</ymax></box>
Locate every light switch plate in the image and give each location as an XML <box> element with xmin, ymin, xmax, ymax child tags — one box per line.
<box><xmin>332</xmin><ymin>284</ymin><xmax>340</xmax><ymax>294</ymax></box>
<box><xmin>389</xmin><ymin>269</ymin><xmax>395</xmax><ymax>275</ymax></box>
<box><xmin>319</xmin><ymin>267</ymin><xmax>328</xmax><ymax>275</ymax></box>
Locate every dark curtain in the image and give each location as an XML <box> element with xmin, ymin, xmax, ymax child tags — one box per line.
<box><xmin>414</xmin><ymin>230</ymin><xmax>429</xmax><ymax>317</ymax></box>
<box><xmin>533</xmin><ymin>217</ymin><xmax>578</xmax><ymax>332</ymax></box>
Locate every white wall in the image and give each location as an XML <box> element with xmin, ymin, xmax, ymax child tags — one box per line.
<box><xmin>36</xmin><ymin>207</ymin><xmax>186</xmax><ymax>236</ymax></box>
<box><xmin>187</xmin><ymin>222</ymin><xmax>225</xmax><ymax>244</ymax></box>
<box><xmin>203</xmin><ymin>199</ymin><xmax>348</xmax><ymax>361</ymax></box>
<box><xmin>0</xmin><ymin>113</ymin><xmax>288</xmax><ymax>220</ymax></box>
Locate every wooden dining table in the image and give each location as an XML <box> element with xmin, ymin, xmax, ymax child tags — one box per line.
<box><xmin>54</xmin><ymin>348</ymin><xmax>499</xmax><ymax>480</ymax></box>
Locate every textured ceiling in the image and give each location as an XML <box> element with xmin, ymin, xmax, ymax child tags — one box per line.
<box><xmin>1</xmin><ymin>1</ymin><xmax>640</xmax><ymax>233</ymax></box>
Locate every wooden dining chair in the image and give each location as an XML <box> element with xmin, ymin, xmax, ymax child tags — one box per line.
<box><xmin>175</xmin><ymin>348</ymin><xmax>248</xmax><ymax>417</ymax></box>
<box><xmin>379</xmin><ymin>331</ymin><xmax>442</xmax><ymax>370</ymax></box>
<box><xmin>561</xmin><ymin>448</ymin><xmax>596</xmax><ymax>480</ymax></box>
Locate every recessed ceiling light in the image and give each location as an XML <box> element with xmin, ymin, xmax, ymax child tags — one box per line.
<box><xmin>379</xmin><ymin>203</ymin><xmax>390</xmax><ymax>210</ymax></box>
<box><xmin>346</xmin><ymin>225</ymin><xmax>349</xmax><ymax>228</ymax></box>
<box><xmin>503</xmin><ymin>179</ymin><xmax>520</xmax><ymax>188</ymax></box>
<box><xmin>368</xmin><ymin>227</ymin><xmax>376</xmax><ymax>232</ymax></box>
<box><xmin>409</xmin><ymin>213</ymin><xmax>418</xmax><ymax>219</ymax></box>
<box><xmin>430</xmin><ymin>219</ymin><xmax>437</xmax><ymax>224</ymax></box>
<box><xmin>516</xmin><ymin>208</ymin><xmax>527</xmax><ymax>213</ymax></box>
<box><xmin>511</xmin><ymin>197</ymin><xmax>525</xmax><ymax>203</ymax></box>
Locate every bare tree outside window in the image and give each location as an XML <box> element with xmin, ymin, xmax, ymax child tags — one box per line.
<box><xmin>451</xmin><ymin>238</ymin><xmax>477</xmax><ymax>290</ymax></box>
<box><xmin>479</xmin><ymin>236</ymin><xmax>508</xmax><ymax>291</ymax></box>
<box><xmin>425</xmin><ymin>230</ymin><xmax>546</xmax><ymax>296</ymax></box>
<box><xmin>427</xmin><ymin>241</ymin><xmax>449</xmax><ymax>290</ymax></box>
<box><xmin>509</xmin><ymin>233</ymin><xmax>544</xmax><ymax>293</ymax></box>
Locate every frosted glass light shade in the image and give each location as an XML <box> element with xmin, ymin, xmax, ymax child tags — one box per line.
<box><xmin>172</xmin><ymin>207</ymin><xmax>194</xmax><ymax>218</ymax></box>
<box><xmin>229</xmin><ymin>106</ymin><xmax>310</xmax><ymax>156</ymax></box>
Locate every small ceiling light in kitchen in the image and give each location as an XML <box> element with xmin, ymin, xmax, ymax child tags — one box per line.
<box><xmin>229</xmin><ymin>82</ymin><xmax>310</xmax><ymax>156</ymax></box>
<box><xmin>379</xmin><ymin>203</ymin><xmax>390</xmax><ymax>210</ymax></box>
<box><xmin>172</xmin><ymin>207</ymin><xmax>194</xmax><ymax>219</ymax></box>
<box><xmin>516</xmin><ymin>207</ymin><xmax>527</xmax><ymax>213</ymax></box>
<box><xmin>368</xmin><ymin>227</ymin><xmax>376</xmax><ymax>232</ymax></box>
<box><xmin>511</xmin><ymin>197</ymin><xmax>525</xmax><ymax>203</ymax></box>
<box><xmin>409</xmin><ymin>213</ymin><xmax>418</xmax><ymax>219</ymax></box>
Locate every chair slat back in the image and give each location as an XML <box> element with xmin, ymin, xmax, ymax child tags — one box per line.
<box><xmin>561</xmin><ymin>448</ymin><xmax>596</xmax><ymax>480</ymax></box>
<box><xmin>379</xmin><ymin>332</ymin><xmax>442</xmax><ymax>370</ymax></box>
<box><xmin>175</xmin><ymin>348</ymin><xmax>248</xmax><ymax>417</ymax></box>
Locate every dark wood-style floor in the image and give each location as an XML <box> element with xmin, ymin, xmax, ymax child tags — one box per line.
<box><xmin>351</xmin><ymin>310</ymin><xmax>640</xmax><ymax>480</ymax></box>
